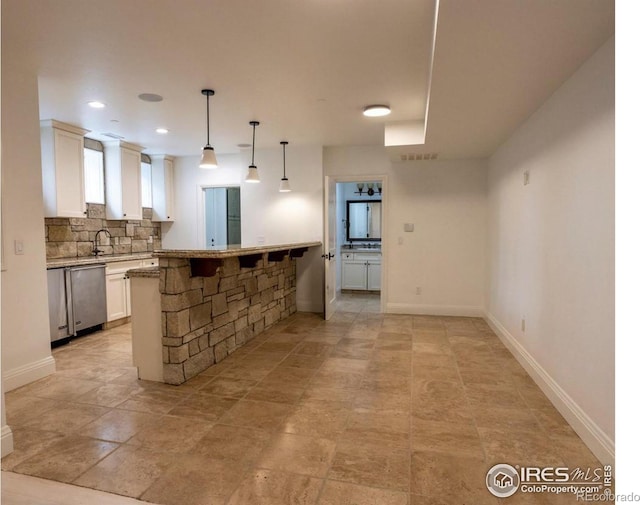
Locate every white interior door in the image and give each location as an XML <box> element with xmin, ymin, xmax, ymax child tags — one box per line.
<box><xmin>324</xmin><ymin>176</ymin><xmax>337</xmax><ymax>320</ymax></box>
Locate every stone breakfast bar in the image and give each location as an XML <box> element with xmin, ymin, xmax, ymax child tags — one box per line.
<box><xmin>128</xmin><ymin>242</ymin><xmax>321</xmax><ymax>385</ymax></box>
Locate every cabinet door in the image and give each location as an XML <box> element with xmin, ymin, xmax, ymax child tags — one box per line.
<box><xmin>121</xmin><ymin>148</ymin><xmax>142</xmax><ymax>220</ymax></box>
<box><xmin>342</xmin><ymin>261</ymin><xmax>367</xmax><ymax>290</ymax></box>
<box><xmin>55</xmin><ymin>129</ymin><xmax>87</xmax><ymax>218</ymax></box>
<box><xmin>41</xmin><ymin>121</ymin><xmax>89</xmax><ymax>218</ymax></box>
<box><xmin>106</xmin><ymin>273</ymin><xmax>128</xmax><ymax>321</ymax></box>
<box><xmin>125</xmin><ymin>276</ymin><xmax>132</xmax><ymax>317</ymax></box>
<box><xmin>367</xmin><ymin>261</ymin><xmax>381</xmax><ymax>291</ymax></box>
<box><xmin>151</xmin><ymin>156</ymin><xmax>175</xmax><ymax>221</ymax></box>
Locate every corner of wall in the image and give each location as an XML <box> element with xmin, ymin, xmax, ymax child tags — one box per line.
<box><xmin>484</xmin><ymin>310</ymin><xmax>614</xmax><ymax>467</ymax></box>
<box><xmin>2</xmin><ymin>356</ymin><xmax>57</xmax><ymax>392</ymax></box>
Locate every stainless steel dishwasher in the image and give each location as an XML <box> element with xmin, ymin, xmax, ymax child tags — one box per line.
<box><xmin>47</xmin><ymin>264</ymin><xmax>107</xmax><ymax>342</ymax></box>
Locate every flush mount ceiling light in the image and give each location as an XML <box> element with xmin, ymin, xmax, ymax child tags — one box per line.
<box><xmin>155</xmin><ymin>128</ymin><xmax>169</xmax><ymax>134</ymax></box>
<box><xmin>362</xmin><ymin>104</ymin><xmax>391</xmax><ymax>117</ymax></box>
<box><xmin>88</xmin><ymin>101</ymin><xmax>106</xmax><ymax>109</ymax></box>
<box><xmin>199</xmin><ymin>89</ymin><xmax>218</xmax><ymax>169</ymax></box>
<box><xmin>279</xmin><ymin>141</ymin><xmax>291</xmax><ymax>193</ymax></box>
<box><xmin>245</xmin><ymin>121</ymin><xmax>260</xmax><ymax>183</ymax></box>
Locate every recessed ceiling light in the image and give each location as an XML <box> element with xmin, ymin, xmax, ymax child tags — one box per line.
<box><xmin>155</xmin><ymin>128</ymin><xmax>169</xmax><ymax>134</ymax></box>
<box><xmin>362</xmin><ymin>104</ymin><xmax>391</xmax><ymax>117</ymax></box>
<box><xmin>88</xmin><ymin>101</ymin><xmax>106</xmax><ymax>109</ymax></box>
<box><xmin>138</xmin><ymin>93</ymin><xmax>163</xmax><ymax>102</ymax></box>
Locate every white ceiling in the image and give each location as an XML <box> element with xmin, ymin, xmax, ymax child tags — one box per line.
<box><xmin>2</xmin><ymin>0</ymin><xmax>613</xmax><ymax>159</ymax></box>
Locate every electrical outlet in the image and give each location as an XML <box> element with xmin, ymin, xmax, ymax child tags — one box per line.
<box><xmin>257</xmin><ymin>236</ymin><xmax>266</xmax><ymax>245</ymax></box>
<box><xmin>147</xmin><ymin>236</ymin><xmax>154</xmax><ymax>244</ymax></box>
<box><xmin>398</xmin><ymin>237</ymin><xmax>404</xmax><ymax>245</ymax></box>
<box><xmin>416</xmin><ymin>287</ymin><xmax>422</xmax><ymax>295</ymax></box>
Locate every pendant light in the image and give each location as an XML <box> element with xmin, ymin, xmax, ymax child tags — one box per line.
<box><xmin>279</xmin><ymin>141</ymin><xmax>291</xmax><ymax>192</ymax></box>
<box><xmin>199</xmin><ymin>89</ymin><xmax>218</xmax><ymax>168</ymax></box>
<box><xmin>245</xmin><ymin>121</ymin><xmax>260</xmax><ymax>183</ymax></box>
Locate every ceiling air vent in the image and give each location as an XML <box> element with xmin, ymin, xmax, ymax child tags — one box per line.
<box><xmin>102</xmin><ymin>132</ymin><xmax>125</xmax><ymax>140</ymax></box>
<box><xmin>399</xmin><ymin>152</ymin><xmax>438</xmax><ymax>161</ymax></box>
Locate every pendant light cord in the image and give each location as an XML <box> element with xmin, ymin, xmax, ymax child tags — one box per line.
<box><xmin>206</xmin><ymin>93</ymin><xmax>211</xmax><ymax>146</ymax></box>
<box><xmin>282</xmin><ymin>143</ymin><xmax>287</xmax><ymax>178</ymax></box>
<box><xmin>251</xmin><ymin>123</ymin><xmax>256</xmax><ymax>165</ymax></box>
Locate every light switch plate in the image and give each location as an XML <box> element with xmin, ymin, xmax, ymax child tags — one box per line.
<box><xmin>404</xmin><ymin>223</ymin><xmax>414</xmax><ymax>232</ymax></box>
<box><xmin>14</xmin><ymin>240</ymin><xmax>24</xmax><ymax>255</ymax></box>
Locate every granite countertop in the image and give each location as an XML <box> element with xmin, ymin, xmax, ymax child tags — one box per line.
<box><xmin>154</xmin><ymin>241</ymin><xmax>322</xmax><ymax>259</ymax></box>
<box><xmin>127</xmin><ymin>266</ymin><xmax>160</xmax><ymax>278</ymax></box>
<box><xmin>46</xmin><ymin>252</ymin><xmax>156</xmax><ymax>269</ymax></box>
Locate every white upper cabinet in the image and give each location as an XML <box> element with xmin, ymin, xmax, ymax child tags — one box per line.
<box><xmin>150</xmin><ymin>155</ymin><xmax>175</xmax><ymax>222</ymax></box>
<box><xmin>104</xmin><ymin>141</ymin><xmax>143</xmax><ymax>220</ymax></box>
<box><xmin>40</xmin><ymin>120</ymin><xmax>90</xmax><ymax>218</ymax></box>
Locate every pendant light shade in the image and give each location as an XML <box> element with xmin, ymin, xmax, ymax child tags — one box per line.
<box><xmin>245</xmin><ymin>121</ymin><xmax>260</xmax><ymax>183</ymax></box>
<box><xmin>279</xmin><ymin>141</ymin><xmax>291</xmax><ymax>192</ymax></box>
<box><xmin>246</xmin><ymin>166</ymin><xmax>260</xmax><ymax>183</ymax></box>
<box><xmin>199</xmin><ymin>89</ymin><xmax>218</xmax><ymax>169</ymax></box>
<box><xmin>200</xmin><ymin>146</ymin><xmax>218</xmax><ymax>168</ymax></box>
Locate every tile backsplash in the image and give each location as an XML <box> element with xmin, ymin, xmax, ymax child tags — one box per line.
<box><xmin>45</xmin><ymin>203</ymin><xmax>162</xmax><ymax>259</ymax></box>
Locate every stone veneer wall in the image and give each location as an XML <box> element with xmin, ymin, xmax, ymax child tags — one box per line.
<box><xmin>160</xmin><ymin>254</ymin><xmax>297</xmax><ymax>384</ymax></box>
<box><xmin>45</xmin><ymin>203</ymin><xmax>162</xmax><ymax>258</ymax></box>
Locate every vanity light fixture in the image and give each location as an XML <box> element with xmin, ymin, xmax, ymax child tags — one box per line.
<box><xmin>245</xmin><ymin>121</ymin><xmax>260</xmax><ymax>183</ymax></box>
<box><xmin>354</xmin><ymin>182</ymin><xmax>382</xmax><ymax>196</ymax></box>
<box><xmin>279</xmin><ymin>141</ymin><xmax>291</xmax><ymax>192</ymax></box>
<box><xmin>362</xmin><ymin>104</ymin><xmax>391</xmax><ymax>117</ymax></box>
<box><xmin>199</xmin><ymin>89</ymin><xmax>218</xmax><ymax>169</ymax></box>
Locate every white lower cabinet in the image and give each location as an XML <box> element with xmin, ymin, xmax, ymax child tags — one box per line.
<box><xmin>105</xmin><ymin>259</ymin><xmax>157</xmax><ymax>322</ymax></box>
<box><xmin>342</xmin><ymin>260</ymin><xmax>368</xmax><ymax>290</ymax></box>
<box><xmin>341</xmin><ymin>252</ymin><xmax>381</xmax><ymax>291</ymax></box>
<box><xmin>106</xmin><ymin>273</ymin><xmax>129</xmax><ymax>321</ymax></box>
<box><xmin>367</xmin><ymin>260</ymin><xmax>381</xmax><ymax>290</ymax></box>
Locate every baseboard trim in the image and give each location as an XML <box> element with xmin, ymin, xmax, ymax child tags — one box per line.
<box><xmin>1</xmin><ymin>425</ymin><xmax>14</xmax><ymax>457</ymax></box>
<box><xmin>2</xmin><ymin>356</ymin><xmax>57</xmax><ymax>392</ymax></box>
<box><xmin>385</xmin><ymin>303</ymin><xmax>485</xmax><ymax>317</ymax></box>
<box><xmin>485</xmin><ymin>311</ymin><xmax>614</xmax><ymax>466</ymax></box>
<box><xmin>296</xmin><ymin>300</ymin><xmax>323</xmax><ymax>313</ymax></box>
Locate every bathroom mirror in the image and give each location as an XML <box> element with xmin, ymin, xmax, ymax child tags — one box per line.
<box><xmin>347</xmin><ymin>200</ymin><xmax>381</xmax><ymax>241</ymax></box>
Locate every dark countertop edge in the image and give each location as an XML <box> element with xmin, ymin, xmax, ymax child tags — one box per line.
<box><xmin>127</xmin><ymin>266</ymin><xmax>160</xmax><ymax>278</ymax></box>
<box><xmin>46</xmin><ymin>252</ymin><xmax>155</xmax><ymax>269</ymax></box>
<box><xmin>154</xmin><ymin>241</ymin><xmax>322</xmax><ymax>259</ymax></box>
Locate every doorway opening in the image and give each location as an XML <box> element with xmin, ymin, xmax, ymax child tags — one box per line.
<box><xmin>335</xmin><ymin>181</ymin><xmax>383</xmax><ymax>314</ymax></box>
<box><xmin>203</xmin><ymin>186</ymin><xmax>241</xmax><ymax>248</ymax></box>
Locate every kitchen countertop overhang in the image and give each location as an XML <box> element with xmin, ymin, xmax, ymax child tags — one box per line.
<box><xmin>46</xmin><ymin>252</ymin><xmax>155</xmax><ymax>269</ymax></box>
<box><xmin>153</xmin><ymin>241</ymin><xmax>322</xmax><ymax>259</ymax></box>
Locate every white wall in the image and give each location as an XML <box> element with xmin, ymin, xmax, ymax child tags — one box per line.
<box><xmin>486</xmin><ymin>37</ymin><xmax>614</xmax><ymax>464</ymax></box>
<box><xmin>1</xmin><ymin>63</ymin><xmax>56</xmax><ymax>393</ymax></box>
<box><xmin>325</xmin><ymin>146</ymin><xmax>487</xmax><ymax>316</ymax></box>
<box><xmin>163</xmin><ymin>146</ymin><xmax>325</xmax><ymax>312</ymax></box>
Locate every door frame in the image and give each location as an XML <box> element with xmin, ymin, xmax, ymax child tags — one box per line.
<box><xmin>196</xmin><ymin>184</ymin><xmax>242</xmax><ymax>249</ymax></box>
<box><xmin>324</xmin><ymin>174</ymin><xmax>389</xmax><ymax>313</ymax></box>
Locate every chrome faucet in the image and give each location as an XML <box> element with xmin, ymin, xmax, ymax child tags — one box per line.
<box><xmin>92</xmin><ymin>229</ymin><xmax>112</xmax><ymax>256</ymax></box>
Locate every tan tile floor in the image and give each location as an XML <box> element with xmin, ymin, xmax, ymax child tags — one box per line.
<box><xmin>3</xmin><ymin>293</ymin><xmax>602</xmax><ymax>504</ymax></box>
